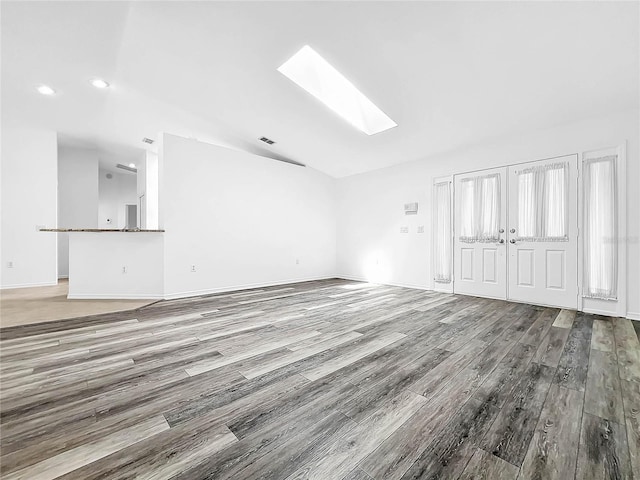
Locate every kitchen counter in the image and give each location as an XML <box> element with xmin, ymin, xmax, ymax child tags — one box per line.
<box><xmin>40</xmin><ymin>228</ymin><xmax>165</xmax><ymax>233</ymax></box>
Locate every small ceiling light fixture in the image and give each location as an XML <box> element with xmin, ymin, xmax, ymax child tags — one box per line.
<box><xmin>37</xmin><ymin>85</ymin><xmax>56</xmax><ymax>96</ymax></box>
<box><xmin>278</xmin><ymin>45</ymin><xmax>397</xmax><ymax>135</ymax></box>
<box><xmin>128</xmin><ymin>163</ymin><xmax>136</xmax><ymax>168</ymax></box>
<box><xmin>142</xmin><ymin>137</ymin><xmax>155</xmax><ymax>145</ymax></box>
<box><xmin>259</xmin><ymin>136</ymin><xmax>276</xmax><ymax>145</ymax></box>
<box><xmin>90</xmin><ymin>78</ymin><xmax>110</xmax><ymax>89</ymax></box>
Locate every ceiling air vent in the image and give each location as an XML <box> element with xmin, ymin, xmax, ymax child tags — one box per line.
<box><xmin>142</xmin><ymin>137</ymin><xmax>155</xmax><ymax>145</ymax></box>
<box><xmin>117</xmin><ymin>163</ymin><xmax>137</xmax><ymax>173</ymax></box>
<box><xmin>259</xmin><ymin>136</ymin><xmax>276</xmax><ymax>145</ymax></box>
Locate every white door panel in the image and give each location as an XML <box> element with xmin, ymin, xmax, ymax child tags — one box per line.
<box><xmin>451</xmin><ymin>156</ymin><xmax>578</xmax><ymax>309</ymax></box>
<box><xmin>507</xmin><ymin>154</ymin><xmax>578</xmax><ymax>309</ymax></box>
<box><xmin>453</xmin><ymin>167</ymin><xmax>507</xmax><ymax>299</ymax></box>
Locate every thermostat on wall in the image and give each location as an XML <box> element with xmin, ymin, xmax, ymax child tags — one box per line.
<box><xmin>404</xmin><ymin>202</ymin><xmax>418</xmax><ymax>215</ymax></box>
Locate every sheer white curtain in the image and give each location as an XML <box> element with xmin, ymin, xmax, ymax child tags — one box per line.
<box><xmin>434</xmin><ymin>181</ymin><xmax>451</xmax><ymax>283</ymax></box>
<box><xmin>516</xmin><ymin>162</ymin><xmax>568</xmax><ymax>241</ymax></box>
<box><xmin>584</xmin><ymin>156</ymin><xmax>617</xmax><ymax>299</ymax></box>
<box><xmin>459</xmin><ymin>173</ymin><xmax>501</xmax><ymax>243</ymax></box>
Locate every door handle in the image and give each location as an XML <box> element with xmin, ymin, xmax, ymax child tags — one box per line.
<box><xmin>509</xmin><ymin>239</ymin><xmax>516</xmax><ymax>244</ymax></box>
<box><xmin>510</xmin><ymin>228</ymin><xmax>516</xmax><ymax>233</ymax></box>
<box><xmin>499</xmin><ymin>239</ymin><xmax>505</xmax><ymax>244</ymax></box>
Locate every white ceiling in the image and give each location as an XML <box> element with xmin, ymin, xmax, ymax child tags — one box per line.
<box><xmin>2</xmin><ymin>1</ymin><xmax>638</xmax><ymax>177</ymax></box>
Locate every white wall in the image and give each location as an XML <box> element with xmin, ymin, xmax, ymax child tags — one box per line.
<box><xmin>57</xmin><ymin>147</ymin><xmax>99</xmax><ymax>278</ymax></box>
<box><xmin>160</xmin><ymin>133</ymin><xmax>336</xmax><ymax>299</ymax></box>
<box><xmin>136</xmin><ymin>154</ymin><xmax>146</xmax><ymax>228</ymax></box>
<box><xmin>337</xmin><ymin>109</ymin><xmax>640</xmax><ymax>318</ymax></box>
<box><xmin>0</xmin><ymin>128</ymin><xmax>58</xmax><ymax>288</ymax></box>
<box><xmin>68</xmin><ymin>232</ymin><xmax>164</xmax><ymax>299</ymax></box>
<box><xmin>137</xmin><ymin>151</ymin><xmax>159</xmax><ymax>230</ymax></box>
<box><xmin>98</xmin><ymin>169</ymin><xmax>137</xmax><ymax>229</ymax></box>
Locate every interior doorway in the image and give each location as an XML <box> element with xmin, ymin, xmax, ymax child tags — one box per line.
<box><xmin>125</xmin><ymin>204</ymin><xmax>137</xmax><ymax>230</ymax></box>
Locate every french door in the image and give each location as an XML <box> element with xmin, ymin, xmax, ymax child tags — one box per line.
<box><xmin>452</xmin><ymin>155</ymin><xmax>578</xmax><ymax>309</ymax></box>
<box><xmin>507</xmin><ymin>155</ymin><xmax>578</xmax><ymax>308</ymax></box>
<box><xmin>453</xmin><ymin>167</ymin><xmax>508</xmax><ymax>299</ymax></box>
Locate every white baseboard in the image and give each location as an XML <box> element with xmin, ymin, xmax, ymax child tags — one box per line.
<box><xmin>0</xmin><ymin>281</ymin><xmax>58</xmax><ymax>290</ymax></box>
<box><xmin>163</xmin><ymin>275</ymin><xmax>338</xmax><ymax>300</ymax></box>
<box><xmin>58</xmin><ymin>275</ymin><xmax>69</xmax><ymax>280</ymax></box>
<box><xmin>627</xmin><ymin>311</ymin><xmax>639</xmax><ymax>321</ymax></box>
<box><xmin>335</xmin><ymin>275</ymin><xmax>432</xmax><ymax>292</ymax></box>
<box><xmin>67</xmin><ymin>293</ymin><xmax>164</xmax><ymax>300</ymax></box>
<box><xmin>581</xmin><ymin>306</ymin><xmax>619</xmax><ymax>317</ymax></box>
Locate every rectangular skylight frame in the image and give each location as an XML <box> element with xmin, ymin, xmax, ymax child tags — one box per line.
<box><xmin>277</xmin><ymin>45</ymin><xmax>397</xmax><ymax>136</ymax></box>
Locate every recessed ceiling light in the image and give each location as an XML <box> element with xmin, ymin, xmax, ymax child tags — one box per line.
<box><xmin>90</xmin><ymin>78</ymin><xmax>110</xmax><ymax>89</ymax></box>
<box><xmin>278</xmin><ymin>45</ymin><xmax>397</xmax><ymax>135</ymax></box>
<box><xmin>37</xmin><ymin>85</ymin><xmax>56</xmax><ymax>96</ymax></box>
<box><xmin>128</xmin><ymin>163</ymin><xmax>136</xmax><ymax>168</ymax></box>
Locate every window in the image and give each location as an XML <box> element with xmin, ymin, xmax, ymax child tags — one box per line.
<box><xmin>584</xmin><ymin>155</ymin><xmax>617</xmax><ymax>299</ymax></box>
<box><xmin>277</xmin><ymin>46</ymin><xmax>397</xmax><ymax>135</ymax></box>
<box><xmin>515</xmin><ymin>162</ymin><xmax>568</xmax><ymax>241</ymax></box>
<box><xmin>459</xmin><ymin>173</ymin><xmax>501</xmax><ymax>243</ymax></box>
<box><xmin>434</xmin><ymin>181</ymin><xmax>452</xmax><ymax>283</ymax></box>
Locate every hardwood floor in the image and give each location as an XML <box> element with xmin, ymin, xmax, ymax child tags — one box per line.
<box><xmin>1</xmin><ymin>279</ymin><xmax>638</xmax><ymax>480</ymax></box>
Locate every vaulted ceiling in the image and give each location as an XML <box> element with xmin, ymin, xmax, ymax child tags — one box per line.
<box><xmin>2</xmin><ymin>1</ymin><xmax>638</xmax><ymax>177</ymax></box>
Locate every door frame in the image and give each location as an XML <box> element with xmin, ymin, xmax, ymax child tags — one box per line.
<box><xmin>435</xmin><ymin>143</ymin><xmax>627</xmax><ymax>316</ymax></box>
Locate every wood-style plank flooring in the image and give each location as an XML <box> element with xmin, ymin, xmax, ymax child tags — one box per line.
<box><xmin>1</xmin><ymin>279</ymin><xmax>638</xmax><ymax>480</ymax></box>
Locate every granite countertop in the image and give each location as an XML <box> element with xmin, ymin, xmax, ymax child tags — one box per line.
<box><xmin>40</xmin><ymin>228</ymin><xmax>165</xmax><ymax>233</ymax></box>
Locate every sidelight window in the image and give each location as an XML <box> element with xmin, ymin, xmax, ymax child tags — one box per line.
<box><xmin>434</xmin><ymin>181</ymin><xmax>452</xmax><ymax>283</ymax></box>
<box><xmin>584</xmin><ymin>155</ymin><xmax>618</xmax><ymax>299</ymax></box>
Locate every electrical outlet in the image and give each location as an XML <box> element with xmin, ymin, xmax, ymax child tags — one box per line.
<box><xmin>417</xmin><ymin>225</ymin><xmax>425</xmax><ymax>234</ymax></box>
<box><xmin>191</xmin><ymin>265</ymin><xmax>196</xmax><ymax>272</ymax></box>
<box><xmin>295</xmin><ymin>258</ymin><xmax>300</xmax><ymax>265</ymax></box>
<box><xmin>122</xmin><ymin>266</ymin><xmax>127</xmax><ymax>274</ymax></box>
<box><xmin>7</xmin><ymin>261</ymin><xmax>13</xmax><ymax>268</ymax></box>
<box><xmin>400</xmin><ymin>226</ymin><xmax>409</xmax><ymax>234</ymax></box>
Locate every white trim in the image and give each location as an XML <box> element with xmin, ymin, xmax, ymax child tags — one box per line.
<box><xmin>582</xmin><ymin>306</ymin><xmax>627</xmax><ymax>317</ymax></box>
<box><xmin>67</xmin><ymin>293</ymin><xmax>164</xmax><ymax>300</ymax></box>
<box><xmin>336</xmin><ymin>274</ymin><xmax>431</xmax><ymax>291</ymax></box>
<box><xmin>163</xmin><ymin>275</ymin><xmax>337</xmax><ymax>300</ymax></box>
<box><xmin>454</xmin><ymin>153</ymin><xmax>581</xmax><ymax>178</ymax></box>
<box><xmin>627</xmin><ymin>312</ymin><xmax>640</xmax><ymax>321</ymax></box>
<box><xmin>0</xmin><ymin>281</ymin><xmax>58</xmax><ymax>290</ymax></box>
<box><xmin>577</xmin><ymin>150</ymin><xmax>584</xmax><ymax>313</ymax></box>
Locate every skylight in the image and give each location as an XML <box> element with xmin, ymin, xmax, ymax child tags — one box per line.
<box><xmin>277</xmin><ymin>45</ymin><xmax>397</xmax><ymax>135</ymax></box>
